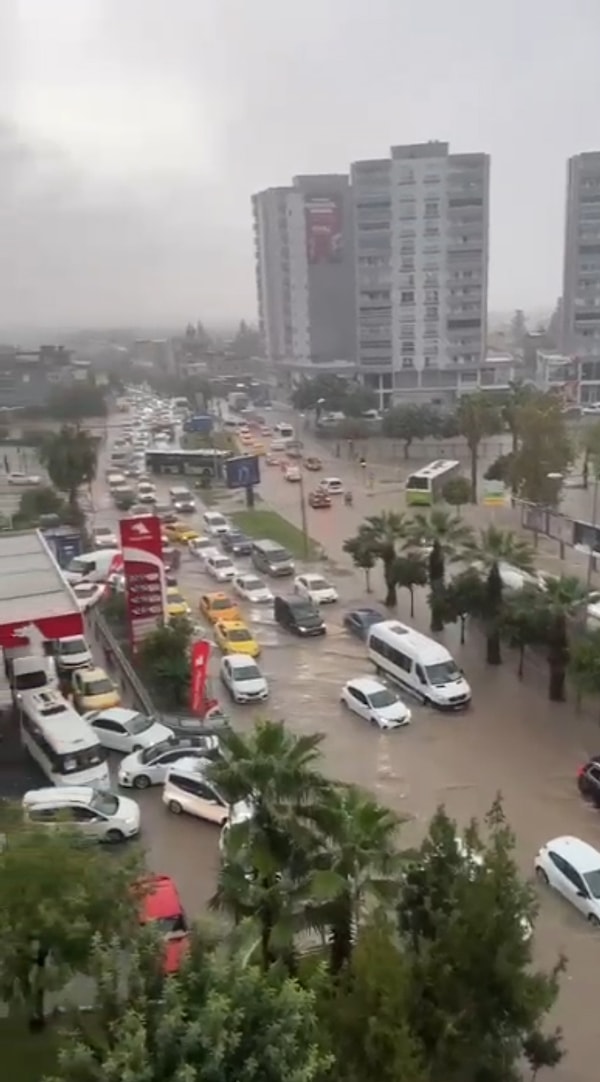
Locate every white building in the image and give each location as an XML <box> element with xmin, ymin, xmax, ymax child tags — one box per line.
<box><xmin>352</xmin><ymin>141</ymin><xmax>490</xmax><ymax>409</ymax></box>
<box><xmin>561</xmin><ymin>152</ymin><xmax>600</xmax><ymax>405</ymax></box>
<box><xmin>252</xmin><ymin>176</ymin><xmax>356</xmax><ymax>385</ymax></box>
<box><xmin>535</xmin><ymin>350</ymin><xmax>580</xmax><ymax>405</ymax></box>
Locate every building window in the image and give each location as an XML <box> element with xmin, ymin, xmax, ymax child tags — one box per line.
<box><xmin>400</xmin><ymin>291</ymin><xmax>414</xmax><ymax>303</ymax></box>
<box><xmin>401</xmin><ymin>357</ymin><xmax>414</xmax><ymax>369</ymax></box>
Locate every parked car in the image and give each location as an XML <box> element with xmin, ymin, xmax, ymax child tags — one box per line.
<box><xmin>304</xmin><ymin>456</ymin><xmax>322</xmax><ymax>471</ymax></box>
<box><xmin>340</xmin><ymin>676</ymin><xmax>411</xmax><ymax>729</ymax></box>
<box><xmin>284</xmin><ymin>465</ymin><xmax>301</xmax><ymax>482</ymax></box>
<box><xmin>92</xmin><ymin>525</ymin><xmax>119</xmax><ymax>549</ymax></box>
<box><xmin>84</xmin><ymin>707</ymin><xmax>172</xmax><ymax>753</ymax></box>
<box><xmin>188</xmin><ymin>537</ymin><xmax>219</xmax><ymax>564</ymax></box>
<box><xmin>162</xmin><ymin>758</ymin><xmax>250</xmax><ymax>824</ymax></box>
<box><xmin>7</xmin><ymin>472</ymin><xmax>41</xmax><ymax>486</ymax></box>
<box><xmin>577</xmin><ymin>755</ymin><xmax>600</xmax><ymax>807</ymax></box>
<box><xmin>535</xmin><ymin>835</ymin><xmax>600</xmax><ymax>926</ymax></box>
<box><xmin>219</xmin><ymin>653</ymin><xmax>269</xmax><ymax>704</ymax></box>
<box><xmin>72</xmin><ymin>667</ymin><xmax>120</xmax><ymax>711</ymax></box>
<box><xmin>138</xmin><ymin>873</ymin><xmax>189</xmax><ymax>973</ymax></box>
<box><xmin>72</xmin><ymin>581</ymin><xmax>106</xmax><ymax>613</ymax></box>
<box><xmin>202</xmin><ymin>511</ymin><xmax>229</xmax><ymax>537</ymax></box>
<box><xmin>118</xmin><ymin>733</ymin><xmax>220</xmax><ymax>788</ymax></box>
<box><xmin>199</xmin><ymin>592</ymin><xmax>241</xmax><ymax>624</ymax></box>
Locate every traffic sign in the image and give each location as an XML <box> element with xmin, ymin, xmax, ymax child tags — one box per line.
<box><xmin>225</xmin><ymin>455</ymin><xmax>261</xmax><ymax>490</ymax></box>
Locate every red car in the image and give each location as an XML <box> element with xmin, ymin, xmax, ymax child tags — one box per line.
<box><xmin>138</xmin><ymin>874</ymin><xmax>190</xmax><ymax>973</ymax></box>
<box><xmin>308</xmin><ymin>489</ymin><xmax>331</xmax><ymax>509</ymax></box>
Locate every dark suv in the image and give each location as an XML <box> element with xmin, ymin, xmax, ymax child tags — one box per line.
<box><xmin>273</xmin><ymin>595</ymin><xmax>325</xmax><ymax>637</ymax></box>
<box><xmin>577</xmin><ymin>756</ymin><xmax>600</xmax><ymax>806</ymax></box>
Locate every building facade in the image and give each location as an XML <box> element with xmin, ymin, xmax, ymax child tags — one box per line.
<box><xmin>252</xmin><ymin>175</ymin><xmax>356</xmax><ymax>383</ymax></box>
<box><xmin>352</xmin><ymin>141</ymin><xmax>490</xmax><ymax>409</ymax></box>
<box><xmin>0</xmin><ymin>345</ymin><xmax>86</xmax><ymax>409</ymax></box>
<box><xmin>561</xmin><ymin>152</ymin><xmax>600</xmax><ymax>405</ymax></box>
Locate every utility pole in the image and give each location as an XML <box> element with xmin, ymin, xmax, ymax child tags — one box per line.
<box><xmin>299</xmin><ymin>470</ymin><xmax>309</xmax><ymax>560</ymax></box>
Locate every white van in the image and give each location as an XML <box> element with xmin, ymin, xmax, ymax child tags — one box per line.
<box><xmin>64</xmin><ymin>549</ymin><xmax>121</xmax><ymax>585</ymax></box>
<box><xmin>274</xmin><ymin>421</ymin><xmax>294</xmax><ymax>440</ymax></box>
<box><xmin>19</xmin><ymin>689</ymin><xmax>110</xmax><ymax>788</ymax></box>
<box><xmin>367</xmin><ymin>620</ymin><xmax>471</xmax><ymax>710</ymax></box>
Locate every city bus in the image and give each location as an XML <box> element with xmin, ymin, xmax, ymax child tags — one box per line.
<box><xmin>145</xmin><ymin>447</ymin><xmax>230</xmax><ymax>478</ymax></box>
<box><xmin>405</xmin><ymin>459</ymin><xmax>461</xmax><ymax>506</ymax></box>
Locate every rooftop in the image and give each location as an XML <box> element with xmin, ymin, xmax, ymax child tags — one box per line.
<box><xmin>0</xmin><ymin>530</ymin><xmax>80</xmax><ymax>625</ymax></box>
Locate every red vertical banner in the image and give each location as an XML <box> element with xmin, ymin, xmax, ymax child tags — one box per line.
<box><xmin>190</xmin><ymin>639</ymin><xmax>211</xmax><ymax>715</ymax></box>
<box><xmin>119</xmin><ymin>515</ymin><xmax>166</xmax><ymax>653</ymax></box>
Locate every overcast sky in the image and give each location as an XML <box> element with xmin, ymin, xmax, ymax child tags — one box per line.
<box><xmin>3</xmin><ymin>0</ymin><xmax>600</xmax><ymax>330</ymax></box>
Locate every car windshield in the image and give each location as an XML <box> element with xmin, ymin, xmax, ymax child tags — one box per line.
<box><xmin>234</xmin><ymin>664</ymin><xmax>260</xmax><ymax>681</ymax></box>
<box><xmin>269</xmin><ymin>549</ymin><xmax>289</xmax><ymax>563</ymax></box>
<box><xmin>584</xmin><ymin>869</ymin><xmax>600</xmax><ymax>898</ymax></box>
<box><xmin>214</xmin><ymin>559</ymin><xmax>231</xmax><ymax>568</ymax></box>
<box><xmin>139</xmin><ymin>738</ymin><xmax>174</xmax><ymax>762</ymax></box>
<box><xmin>208</xmin><ymin>516</ymin><xmax>226</xmax><ymax>527</ymax></box>
<box><xmin>169</xmin><ymin>593</ymin><xmax>185</xmax><ymax>605</ymax></box>
<box><xmin>425</xmin><ymin>660</ymin><xmax>460</xmax><ymax>685</ymax></box>
<box><xmin>367</xmin><ymin>688</ymin><xmax>399</xmax><ymax>709</ymax></box>
<box><xmin>243</xmin><ymin>578</ymin><xmax>263</xmax><ymax>591</ymax></box>
<box><xmin>128</xmin><ymin>713</ymin><xmax>153</xmax><ymax>735</ymax></box>
<box><xmin>90</xmin><ymin>791</ymin><xmax>119</xmax><ymax>816</ymax></box>
<box><xmin>60</xmin><ymin>638</ymin><xmax>88</xmax><ymax>655</ymax></box>
<box><xmin>294</xmin><ymin>603</ymin><xmax>319</xmax><ymax>620</ymax></box>
<box><xmin>308</xmin><ymin>579</ymin><xmax>329</xmax><ymax>590</ymax></box>
<box><xmin>95</xmin><ymin>528</ymin><xmax>112</xmax><ymax>537</ymax></box>
<box><xmin>85</xmin><ymin>677</ymin><xmax>114</xmax><ymax>696</ymax></box>
<box><xmin>227</xmin><ymin>628</ymin><xmax>251</xmax><ymax>642</ymax></box>
<box><xmin>228</xmin><ymin>533</ymin><xmax>244</xmax><ymax>542</ymax></box>
<box><xmin>67</xmin><ymin>557</ymin><xmax>89</xmax><ymax>574</ymax></box>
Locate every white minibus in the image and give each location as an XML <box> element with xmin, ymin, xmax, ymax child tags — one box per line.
<box><xmin>19</xmin><ymin>689</ymin><xmax>110</xmax><ymax>788</ymax></box>
<box><xmin>367</xmin><ymin>620</ymin><xmax>471</xmax><ymax>710</ymax></box>
<box><xmin>63</xmin><ymin>548</ymin><xmax>121</xmax><ymax>585</ymax></box>
<box><xmin>274</xmin><ymin>421</ymin><xmax>294</xmax><ymax>440</ymax></box>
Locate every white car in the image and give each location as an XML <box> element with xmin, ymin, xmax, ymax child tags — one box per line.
<box><xmin>92</xmin><ymin>526</ymin><xmax>119</xmax><ymax>549</ymax></box>
<box><xmin>284</xmin><ymin>465</ymin><xmax>301</xmax><ymax>482</ymax></box>
<box><xmin>107</xmin><ymin>571</ymin><xmax>126</xmax><ymax>593</ymax></box>
<box><xmin>7</xmin><ymin>472</ymin><xmax>41</xmax><ymax>486</ymax></box>
<box><xmin>136</xmin><ymin>482</ymin><xmax>157</xmax><ymax>504</ymax></box>
<box><xmin>202</xmin><ymin>511</ymin><xmax>229</xmax><ymax>537</ymax></box>
<box><xmin>319</xmin><ymin>476</ymin><xmax>344</xmax><ymax>495</ymax></box>
<box><xmin>73</xmin><ymin>581</ymin><xmax>106</xmax><ymax>612</ymax></box>
<box><xmin>22</xmin><ymin>786</ymin><xmax>140</xmax><ymax>843</ymax></box>
<box><xmin>83</xmin><ymin>707</ymin><xmax>172</xmax><ymax>754</ymax></box>
<box><xmin>535</xmin><ymin>835</ymin><xmax>600</xmax><ymax>926</ymax></box>
<box><xmin>220</xmin><ymin>653</ymin><xmax>269</xmax><ymax>704</ymax></box>
<box><xmin>232</xmin><ymin>573</ymin><xmax>273</xmax><ymax>604</ymax></box>
<box><xmin>118</xmin><ymin>733</ymin><xmax>220</xmax><ymax>789</ymax></box>
<box><xmin>205</xmin><ymin>553</ymin><xmax>236</xmax><ymax>582</ymax></box>
<box><xmin>295</xmin><ymin>573</ymin><xmax>338</xmax><ymax>604</ymax></box>
<box><xmin>340</xmin><ymin>676</ymin><xmax>411</xmax><ymax>729</ymax></box>
<box><xmin>54</xmin><ymin>635</ymin><xmax>93</xmax><ymax>672</ymax></box>
<box><xmin>163</xmin><ymin>757</ymin><xmax>250</xmax><ymax>824</ymax></box>
<box><xmin>270</xmin><ymin>438</ymin><xmax>286</xmax><ymax>451</ymax></box>
<box><xmin>189</xmin><ymin>537</ymin><xmax>220</xmax><ymax>566</ymax></box>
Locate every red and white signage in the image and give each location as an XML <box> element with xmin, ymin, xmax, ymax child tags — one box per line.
<box><xmin>119</xmin><ymin>515</ymin><xmax>166</xmax><ymax>652</ymax></box>
<box><xmin>190</xmin><ymin>639</ymin><xmax>211</xmax><ymax>715</ymax></box>
<box><xmin>0</xmin><ymin>613</ymin><xmax>84</xmax><ymax>651</ymax></box>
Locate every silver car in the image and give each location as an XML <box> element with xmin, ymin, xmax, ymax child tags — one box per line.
<box><xmin>118</xmin><ymin>734</ymin><xmax>220</xmax><ymax>789</ymax></box>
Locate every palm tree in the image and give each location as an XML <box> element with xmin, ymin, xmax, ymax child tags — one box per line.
<box><xmin>542</xmin><ymin>576</ymin><xmax>588</xmax><ymax>702</ymax></box>
<box><xmin>39</xmin><ymin>424</ymin><xmax>97</xmax><ymax>510</ymax></box>
<box><xmin>342</xmin><ymin>534</ymin><xmax>376</xmax><ymax>592</ymax></box>
<box><xmin>500</xmin><ymin>586</ymin><xmax>547</xmax><ymax>679</ymax></box>
<box><xmin>467</xmin><ymin>526</ymin><xmax>534</xmax><ymax>665</ymax></box>
<box><xmin>345</xmin><ymin>512</ymin><xmax>408</xmax><ymax>607</ymax></box>
<box><xmin>207</xmin><ymin>721</ymin><xmax>328</xmax><ymax>968</ymax></box>
<box><xmin>306</xmin><ymin>785</ymin><xmax>402</xmax><ymax>974</ymax></box>
<box><xmin>392</xmin><ymin>554</ymin><xmax>427</xmax><ymax>618</ymax></box>
<box><xmin>406</xmin><ymin>509</ymin><xmax>474</xmax><ymax>631</ymax></box>
<box><xmin>501</xmin><ymin>380</ymin><xmax>536</xmax><ymax>455</ymax></box>
<box><xmin>456</xmin><ymin>392</ymin><xmax>502</xmax><ymax>503</ymax></box>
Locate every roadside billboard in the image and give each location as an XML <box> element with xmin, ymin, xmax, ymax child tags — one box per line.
<box><xmin>119</xmin><ymin>515</ymin><xmax>166</xmax><ymax>652</ymax></box>
<box><xmin>190</xmin><ymin>639</ymin><xmax>211</xmax><ymax>714</ymax></box>
<box><xmin>305</xmin><ymin>195</ymin><xmax>343</xmax><ymax>264</ymax></box>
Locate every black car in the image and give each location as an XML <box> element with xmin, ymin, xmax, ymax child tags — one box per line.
<box><xmin>343</xmin><ymin>607</ymin><xmax>385</xmax><ymax>640</ymax></box>
<box><xmin>274</xmin><ymin>595</ymin><xmax>326</xmax><ymax>636</ymax></box>
<box><xmin>577</xmin><ymin>756</ymin><xmax>600</xmax><ymax>806</ymax></box>
<box><xmin>221</xmin><ymin>529</ymin><xmax>253</xmax><ymax>556</ymax></box>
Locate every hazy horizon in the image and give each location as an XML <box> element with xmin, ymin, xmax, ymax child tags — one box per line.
<box><xmin>3</xmin><ymin>0</ymin><xmax>600</xmax><ymax>329</ymax></box>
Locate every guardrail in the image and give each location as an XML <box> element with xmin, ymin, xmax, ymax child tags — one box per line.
<box><xmin>93</xmin><ymin>610</ymin><xmax>157</xmax><ymax>717</ymax></box>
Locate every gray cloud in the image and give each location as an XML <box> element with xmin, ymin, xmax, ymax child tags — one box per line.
<box><xmin>6</xmin><ymin>0</ymin><xmax>600</xmax><ymax>329</ymax></box>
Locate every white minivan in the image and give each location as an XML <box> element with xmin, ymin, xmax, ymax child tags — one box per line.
<box><xmin>64</xmin><ymin>549</ymin><xmax>121</xmax><ymax>585</ymax></box>
<box><xmin>162</xmin><ymin>757</ymin><xmax>251</xmax><ymax>825</ymax></box>
<box><xmin>367</xmin><ymin>620</ymin><xmax>471</xmax><ymax>709</ymax></box>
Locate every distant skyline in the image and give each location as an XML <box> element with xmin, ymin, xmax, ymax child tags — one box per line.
<box><xmin>3</xmin><ymin>0</ymin><xmax>600</xmax><ymax>328</ymax></box>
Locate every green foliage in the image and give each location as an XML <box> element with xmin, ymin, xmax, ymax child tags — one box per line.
<box><xmin>137</xmin><ymin>619</ymin><xmax>194</xmax><ymax>709</ymax></box>
<box><xmin>46</xmin><ymin>384</ymin><xmax>107</xmax><ymax>420</ymax></box>
<box><xmin>510</xmin><ymin>395</ymin><xmax>571</xmax><ymax>505</ymax></box>
<box><xmin>49</xmin><ymin>926</ymin><xmax>330</xmax><ymax>1082</ymax></box>
<box><xmin>466</xmin><ymin>525</ymin><xmax>534</xmax><ymax>666</ymax></box>
<box><xmin>392</xmin><ymin>554</ymin><xmax>427</xmax><ymax>617</ymax></box>
<box><xmin>342</xmin><ymin>534</ymin><xmax>376</xmax><ymax>591</ymax></box>
<box><xmin>0</xmin><ymin>821</ymin><xmax>140</xmax><ymax>1027</ymax></box>
<box><xmin>38</xmin><ymin>426</ymin><xmax>98</xmax><ymax>507</ymax></box>
<box><xmin>484</xmin><ymin>451</ymin><xmax>515</xmax><ymax>483</ymax></box>
<box><xmin>440</xmin><ymin>569</ymin><xmax>486</xmax><ymax>643</ymax></box>
<box><xmin>406</xmin><ymin>508</ymin><xmax>474</xmax><ymax>562</ymax></box>
<box><xmin>345</xmin><ymin>512</ymin><xmax>409</xmax><ymax>607</ymax></box>
<box><xmin>12</xmin><ymin>486</ymin><xmax>82</xmax><ymax>530</ymax></box>
<box><xmin>381</xmin><ymin>404</ymin><xmax>433</xmax><ymax>456</ymax></box>
<box><xmin>456</xmin><ymin>392</ymin><xmax>502</xmax><ymax>503</ymax></box>
<box><xmin>501</xmin><ymin>586</ymin><xmax>548</xmax><ymax>678</ymax></box>
<box><xmin>569</xmin><ymin>628</ymin><xmax>600</xmax><ymax>706</ymax></box>
<box><xmin>441</xmin><ymin>475</ymin><xmax>472</xmax><ymax>509</ymax></box>
<box><xmin>542</xmin><ymin>576</ymin><xmax>588</xmax><ymax>703</ymax></box>
<box><xmin>292</xmin><ymin>375</ymin><xmax>377</xmax><ymax>419</ymax></box>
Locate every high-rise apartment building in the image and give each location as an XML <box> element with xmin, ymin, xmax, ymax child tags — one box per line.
<box><xmin>352</xmin><ymin>141</ymin><xmax>490</xmax><ymax>408</ymax></box>
<box><xmin>561</xmin><ymin>152</ymin><xmax>600</xmax><ymax>405</ymax></box>
<box><xmin>252</xmin><ymin>175</ymin><xmax>356</xmax><ymax>381</ymax></box>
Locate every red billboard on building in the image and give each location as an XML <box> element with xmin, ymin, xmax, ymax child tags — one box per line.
<box><xmin>305</xmin><ymin>196</ymin><xmax>343</xmax><ymax>264</ymax></box>
<box><xmin>119</xmin><ymin>515</ymin><xmax>166</xmax><ymax>652</ymax></box>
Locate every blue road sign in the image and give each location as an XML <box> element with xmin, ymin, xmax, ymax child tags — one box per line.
<box><xmin>225</xmin><ymin>455</ymin><xmax>261</xmax><ymax>490</ymax></box>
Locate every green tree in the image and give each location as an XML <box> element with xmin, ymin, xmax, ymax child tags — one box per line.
<box><xmin>398</xmin><ymin>802</ymin><xmax>564</xmax><ymax>1082</ymax></box>
<box><xmin>406</xmin><ymin>509</ymin><xmax>473</xmax><ymax>632</ymax></box>
<box><xmin>292</xmin><ymin>375</ymin><xmax>348</xmax><ymax>413</ymax></box>
<box><xmin>39</xmin><ymin>425</ymin><xmax>98</xmax><ymax>510</ymax></box>
<box><xmin>342</xmin><ymin>386</ymin><xmax>378</xmax><ymax>418</ymax></box>
<box><xmin>542</xmin><ymin>576</ymin><xmax>588</xmax><ymax>702</ymax></box>
<box><xmin>208</xmin><ymin>720</ymin><xmax>327</xmax><ymax>968</ymax></box>
<box><xmin>307</xmin><ymin>785</ymin><xmax>402</xmax><ymax>974</ymax></box>
<box><xmin>342</xmin><ymin>534</ymin><xmax>376</xmax><ymax>592</ymax></box>
<box><xmin>569</xmin><ymin>627</ymin><xmax>600</xmax><ymax>711</ymax></box>
<box><xmin>50</xmin><ymin>925</ymin><xmax>330</xmax><ymax>1082</ymax></box>
<box><xmin>345</xmin><ymin>512</ymin><xmax>408</xmax><ymax>607</ymax></box>
<box><xmin>441</xmin><ymin>475</ymin><xmax>471</xmax><ymax>512</ymax></box>
<box><xmin>45</xmin><ymin>384</ymin><xmax>107</xmax><ymax>421</ymax></box>
<box><xmin>391</xmin><ymin>554</ymin><xmax>427</xmax><ymax>618</ymax></box>
<box><xmin>12</xmin><ymin>485</ymin><xmax>81</xmax><ymax>530</ymax></box>
<box><xmin>381</xmin><ymin>405</ymin><xmax>433</xmax><ymax>458</ymax></box>
<box><xmin>484</xmin><ymin>451</ymin><xmax>515</xmax><ymax>484</ymax></box>
<box><xmin>467</xmin><ymin>526</ymin><xmax>534</xmax><ymax>665</ymax></box>
<box><xmin>137</xmin><ymin>619</ymin><xmax>193</xmax><ymax>709</ymax></box>
<box><xmin>511</xmin><ymin>396</ymin><xmax>572</xmax><ymax>506</ymax></box>
<box><xmin>500</xmin><ymin>380</ymin><xmax>536</xmax><ymax>455</ymax></box>
<box><xmin>456</xmin><ymin>392</ymin><xmax>502</xmax><ymax>503</ymax></box>
<box><xmin>500</xmin><ymin>586</ymin><xmax>548</xmax><ymax>679</ymax></box>
<box><xmin>0</xmin><ymin>820</ymin><xmax>140</xmax><ymax>1030</ymax></box>
<box><xmin>440</xmin><ymin>569</ymin><xmax>486</xmax><ymax>645</ymax></box>
<box><xmin>323</xmin><ymin>919</ymin><xmax>426</xmax><ymax>1082</ymax></box>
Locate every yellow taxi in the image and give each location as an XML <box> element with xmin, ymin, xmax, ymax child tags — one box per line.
<box><xmin>71</xmin><ymin>666</ymin><xmax>121</xmax><ymax>712</ymax></box>
<box><xmin>214</xmin><ymin>620</ymin><xmax>260</xmax><ymax>658</ymax></box>
<box><xmin>167</xmin><ymin>586</ymin><xmax>191</xmax><ymax>618</ymax></box>
<box><xmin>199</xmin><ymin>592</ymin><xmax>241</xmax><ymax>625</ymax></box>
<box><xmin>164</xmin><ymin>522</ymin><xmax>199</xmax><ymax>544</ymax></box>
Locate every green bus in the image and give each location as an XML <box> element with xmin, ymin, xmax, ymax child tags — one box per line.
<box><xmin>405</xmin><ymin>459</ymin><xmax>461</xmax><ymax>506</ymax></box>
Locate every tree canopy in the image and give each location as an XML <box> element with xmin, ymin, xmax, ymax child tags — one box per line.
<box><xmin>39</xmin><ymin>425</ymin><xmax>98</xmax><ymax>508</ymax></box>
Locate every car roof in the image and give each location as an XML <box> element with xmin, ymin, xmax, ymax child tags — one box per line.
<box><xmin>352</xmin><ymin>607</ymin><xmax>383</xmax><ymax>618</ymax></box>
<box><xmin>225</xmin><ymin>652</ymin><xmax>259</xmax><ymax>667</ymax></box>
<box><xmin>301</xmin><ymin>572</ymin><xmax>328</xmax><ymax>583</ymax></box>
<box><xmin>23</xmin><ymin>786</ymin><xmax>94</xmax><ymax>806</ymax></box>
<box><xmin>89</xmin><ymin>707</ymin><xmax>139</xmax><ymax>723</ymax></box>
<box><xmin>219</xmin><ymin>620</ymin><xmax>249</xmax><ymax>631</ymax></box>
<box><xmin>79</xmin><ymin>666</ymin><xmax>108</xmax><ymax>681</ymax></box>
<box><xmin>368</xmin><ymin>620</ymin><xmax>453</xmax><ymax>664</ymax></box>
<box><xmin>347</xmin><ymin>676</ymin><xmax>387</xmax><ymax>695</ymax></box>
<box><xmin>169</xmin><ymin>755</ymin><xmax>211</xmax><ymax>775</ymax></box>
<box><xmin>139</xmin><ymin>874</ymin><xmax>182</xmax><ymax>919</ymax></box>
<box><xmin>547</xmin><ymin>835</ymin><xmax>600</xmax><ymax>871</ymax></box>
<box><xmin>167</xmin><ymin>585</ymin><xmax>183</xmax><ymax>594</ymax></box>
<box><xmin>204</xmin><ymin>511</ymin><xmax>226</xmax><ymax>520</ymax></box>
<box><xmin>58</xmin><ymin>634</ymin><xmax>88</xmax><ymax>644</ymax></box>
<box><xmin>238</xmin><ymin>573</ymin><xmax>261</xmax><ymax>582</ymax></box>
<box><xmin>205</xmin><ymin>591</ymin><xmax>233</xmax><ymax>602</ymax></box>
